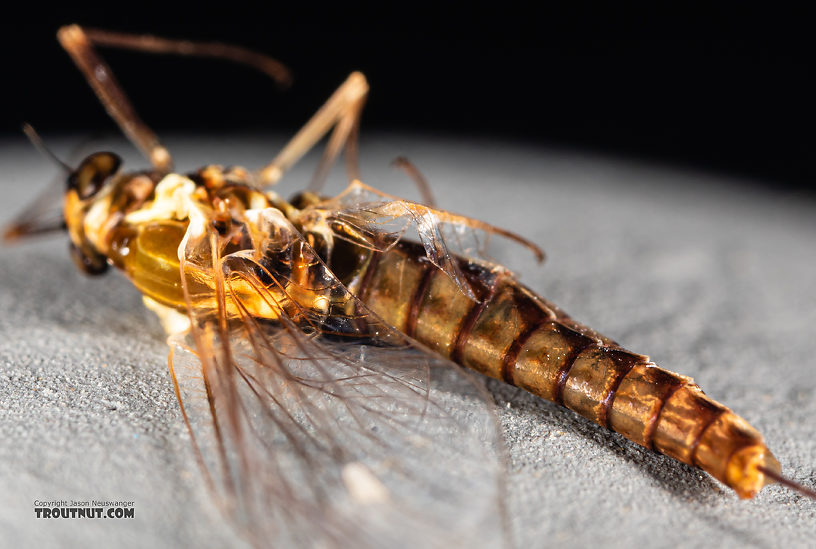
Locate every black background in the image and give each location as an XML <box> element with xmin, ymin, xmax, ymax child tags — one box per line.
<box><xmin>2</xmin><ymin>4</ymin><xmax>814</xmax><ymax>191</ymax></box>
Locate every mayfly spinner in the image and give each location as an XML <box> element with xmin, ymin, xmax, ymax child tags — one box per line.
<box><xmin>5</xmin><ymin>25</ymin><xmax>815</xmax><ymax>547</ymax></box>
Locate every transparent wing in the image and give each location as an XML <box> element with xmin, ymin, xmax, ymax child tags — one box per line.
<box><xmin>169</xmin><ymin>203</ymin><xmax>508</xmax><ymax>548</ymax></box>
<box><xmin>299</xmin><ymin>180</ymin><xmax>544</xmax><ymax>301</ymax></box>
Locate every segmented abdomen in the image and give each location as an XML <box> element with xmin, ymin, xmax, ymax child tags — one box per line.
<box><xmin>350</xmin><ymin>241</ymin><xmax>777</xmax><ymax>498</ymax></box>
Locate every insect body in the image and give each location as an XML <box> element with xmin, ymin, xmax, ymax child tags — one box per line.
<box><xmin>6</xmin><ymin>24</ymin><xmax>814</xmax><ymax>548</ymax></box>
<box><xmin>60</xmin><ymin>151</ymin><xmax>782</xmax><ymax>499</ymax></box>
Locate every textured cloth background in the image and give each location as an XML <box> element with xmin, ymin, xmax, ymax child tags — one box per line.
<box><xmin>1</xmin><ymin>134</ymin><xmax>814</xmax><ymax>548</ymax></box>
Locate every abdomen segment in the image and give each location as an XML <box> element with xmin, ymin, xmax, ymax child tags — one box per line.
<box><xmin>355</xmin><ymin>242</ymin><xmax>780</xmax><ymax>498</ymax></box>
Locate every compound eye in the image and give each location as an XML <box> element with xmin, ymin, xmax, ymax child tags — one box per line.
<box><xmin>68</xmin><ymin>152</ymin><xmax>122</xmax><ymax>200</ymax></box>
<box><xmin>69</xmin><ymin>241</ymin><xmax>109</xmax><ymax>275</ymax></box>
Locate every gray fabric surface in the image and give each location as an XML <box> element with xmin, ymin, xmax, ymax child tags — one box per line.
<box><xmin>1</xmin><ymin>134</ymin><xmax>815</xmax><ymax>548</ymax></box>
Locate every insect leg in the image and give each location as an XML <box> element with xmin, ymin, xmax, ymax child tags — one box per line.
<box><xmin>307</xmin><ymin>91</ymin><xmax>367</xmax><ymax>192</ymax></box>
<box><xmin>58</xmin><ymin>26</ymin><xmax>293</xmax><ymax>172</ymax></box>
<box><xmin>80</xmin><ymin>28</ymin><xmax>291</xmax><ymax>87</ymax></box>
<box><xmin>390</xmin><ymin>157</ymin><xmax>437</xmax><ymax>207</ymax></box>
<box><xmin>259</xmin><ymin>72</ymin><xmax>369</xmax><ymax>188</ymax></box>
<box><xmin>57</xmin><ymin>25</ymin><xmax>172</xmax><ymax>171</ymax></box>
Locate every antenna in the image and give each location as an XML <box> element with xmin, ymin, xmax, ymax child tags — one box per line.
<box><xmin>22</xmin><ymin>123</ymin><xmax>72</xmax><ymax>174</ymax></box>
<box><xmin>2</xmin><ymin>124</ymin><xmax>71</xmax><ymax>242</ymax></box>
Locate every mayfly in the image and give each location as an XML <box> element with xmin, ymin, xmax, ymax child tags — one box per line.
<box><xmin>5</xmin><ymin>25</ymin><xmax>815</xmax><ymax>547</ymax></box>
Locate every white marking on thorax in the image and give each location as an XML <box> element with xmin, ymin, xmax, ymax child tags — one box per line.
<box><xmin>125</xmin><ymin>174</ymin><xmax>198</xmax><ymax>224</ymax></box>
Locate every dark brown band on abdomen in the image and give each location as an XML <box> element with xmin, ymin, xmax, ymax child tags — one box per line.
<box><xmin>405</xmin><ymin>264</ymin><xmax>434</xmax><ymax>338</ymax></box>
<box><xmin>598</xmin><ymin>349</ymin><xmax>647</xmax><ymax>428</ymax></box>
<box><xmin>553</xmin><ymin>325</ymin><xmax>598</xmax><ymax>406</ymax></box>
<box><xmin>450</xmin><ymin>273</ymin><xmax>504</xmax><ymax>365</ymax></box>
<box><xmin>689</xmin><ymin>408</ymin><xmax>728</xmax><ymax>467</ymax></box>
<box><xmin>356</xmin><ymin>250</ymin><xmax>382</xmax><ymax>304</ymax></box>
<box><xmin>645</xmin><ymin>380</ymin><xmax>685</xmax><ymax>451</ymax></box>
<box><xmin>651</xmin><ymin>384</ymin><xmax>728</xmax><ymax>464</ymax></box>
<box><xmin>501</xmin><ymin>324</ymin><xmax>538</xmax><ymax>385</ymax></box>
